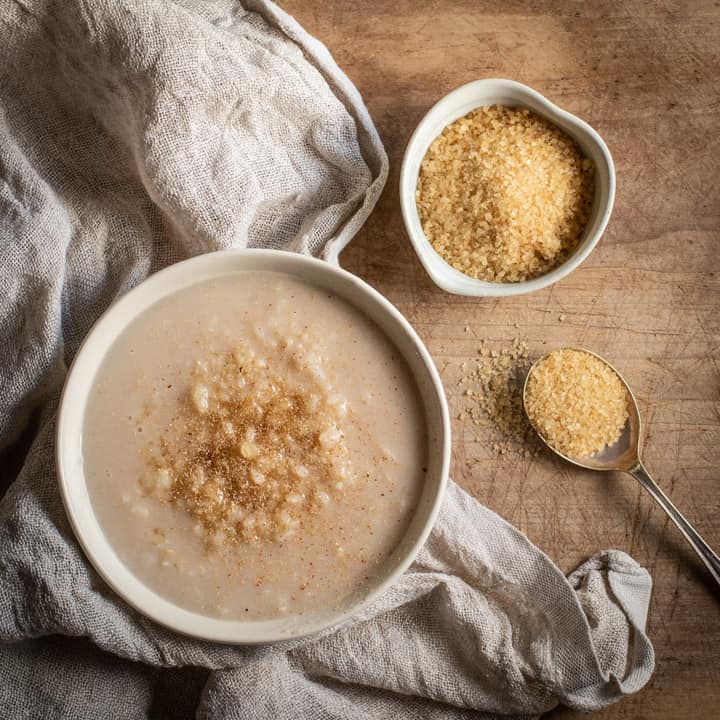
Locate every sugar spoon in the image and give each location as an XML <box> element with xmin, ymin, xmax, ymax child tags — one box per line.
<box><xmin>522</xmin><ymin>347</ymin><xmax>720</xmax><ymax>587</ymax></box>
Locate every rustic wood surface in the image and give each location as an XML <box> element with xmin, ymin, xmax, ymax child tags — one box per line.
<box><xmin>283</xmin><ymin>1</ymin><xmax>720</xmax><ymax>717</ymax></box>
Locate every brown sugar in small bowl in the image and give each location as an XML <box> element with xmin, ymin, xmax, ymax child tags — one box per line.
<box><xmin>400</xmin><ymin>79</ymin><xmax>615</xmax><ymax>297</ymax></box>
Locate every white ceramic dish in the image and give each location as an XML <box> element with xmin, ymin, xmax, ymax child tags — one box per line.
<box><xmin>56</xmin><ymin>249</ymin><xmax>450</xmax><ymax>644</ymax></box>
<box><xmin>400</xmin><ymin>78</ymin><xmax>616</xmax><ymax>297</ymax></box>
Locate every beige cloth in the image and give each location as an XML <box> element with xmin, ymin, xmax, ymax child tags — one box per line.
<box><xmin>0</xmin><ymin>1</ymin><xmax>653</xmax><ymax>718</ymax></box>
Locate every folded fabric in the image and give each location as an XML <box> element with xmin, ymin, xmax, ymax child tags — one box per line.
<box><xmin>0</xmin><ymin>1</ymin><xmax>653</xmax><ymax>718</ymax></box>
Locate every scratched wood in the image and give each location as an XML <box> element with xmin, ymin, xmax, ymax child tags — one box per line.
<box><xmin>283</xmin><ymin>1</ymin><xmax>720</xmax><ymax>717</ymax></box>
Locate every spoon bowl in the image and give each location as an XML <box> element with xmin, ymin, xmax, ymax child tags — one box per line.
<box><xmin>523</xmin><ymin>347</ymin><xmax>720</xmax><ymax>587</ymax></box>
<box><xmin>523</xmin><ymin>347</ymin><xmax>641</xmax><ymax>472</ymax></box>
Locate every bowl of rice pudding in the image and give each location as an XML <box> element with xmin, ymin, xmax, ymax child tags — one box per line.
<box><xmin>57</xmin><ymin>249</ymin><xmax>450</xmax><ymax>643</ymax></box>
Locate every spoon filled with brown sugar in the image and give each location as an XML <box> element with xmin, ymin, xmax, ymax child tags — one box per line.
<box><xmin>522</xmin><ymin>347</ymin><xmax>720</xmax><ymax>587</ymax></box>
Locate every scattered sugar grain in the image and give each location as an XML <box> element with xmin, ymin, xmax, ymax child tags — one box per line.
<box><xmin>457</xmin><ymin>338</ymin><xmax>537</xmax><ymax>456</ymax></box>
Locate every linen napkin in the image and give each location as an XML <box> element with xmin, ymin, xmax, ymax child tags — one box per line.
<box><xmin>0</xmin><ymin>1</ymin><xmax>654</xmax><ymax>718</ymax></box>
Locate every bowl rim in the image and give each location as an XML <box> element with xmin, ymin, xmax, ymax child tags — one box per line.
<box><xmin>56</xmin><ymin>248</ymin><xmax>451</xmax><ymax>644</ymax></box>
<box><xmin>399</xmin><ymin>77</ymin><xmax>616</xmax><ymax>297</ymax></box>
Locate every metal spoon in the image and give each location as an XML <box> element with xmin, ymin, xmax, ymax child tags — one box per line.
<box><xmin>522</xmin><ymin>347</ymin><xmax>720</xmax><ymax>586</ymax></box>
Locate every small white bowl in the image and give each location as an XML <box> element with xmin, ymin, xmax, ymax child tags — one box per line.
<box><xmin>400</xmin><ymin>78</ymin><xmax>615</xmax><ymax>297</ymax></box>
<box><xmin>56</xmin><ymin>249</ymin><xmax>450</xmax><ymax>644</ymax></box>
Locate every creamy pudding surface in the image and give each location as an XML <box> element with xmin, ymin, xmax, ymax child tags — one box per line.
<box><xmin>83</xmin><ymin>271</ymin><xmax>427</xmax><ymax>620</ymax></box>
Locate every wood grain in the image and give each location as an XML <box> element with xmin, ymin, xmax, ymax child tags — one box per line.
<box><xmin>282</xmin><ymin>1</ymin><xmax>720</xmax><ymax>716</ymax></box>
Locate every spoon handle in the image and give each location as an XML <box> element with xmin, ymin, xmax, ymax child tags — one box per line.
<box><xmin>629</xmin><ymin>462</ymin><xmax>720</xmax><ymax>586</ymax></box>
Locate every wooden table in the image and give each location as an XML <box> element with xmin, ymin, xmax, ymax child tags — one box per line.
<box><xmin>284</xmin><ymin>1</ymin><xmax>720</xmax><ymax>717</ymax></box>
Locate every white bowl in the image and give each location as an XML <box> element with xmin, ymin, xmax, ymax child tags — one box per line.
<box><xmin>400</xmin><ymin>78</ymin><xmax>616</xmax><ymax>297</ymax></box>
<box><xmin>56</xmin><ymin>249</ymin><xmax>451</xmax><ymax>644</ymax></box>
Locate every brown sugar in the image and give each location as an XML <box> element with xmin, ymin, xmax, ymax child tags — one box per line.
<box><xmin>524</xmin><ymin>348</ymin><xmax>629</xmax><ymax>458</ymax></box>
<box><xmin>140</xmin><ymin>341</ymin><xmax>354</xmax><ymax>548</ymax></box>
<box><xmin>416</xmin><ymin>105</ymin><xmax>595</xmax><ymax>282</ymax></box>
<box><xmin>457</xmin><ymin>339</ymin><xmax>537</xmax><ymax>456</ymax></box>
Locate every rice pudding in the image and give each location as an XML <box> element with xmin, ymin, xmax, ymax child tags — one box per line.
<box><xmin>83</xmin><ymin>272</ymin><xmax>427</xmax><ymax>620</ymax></box>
